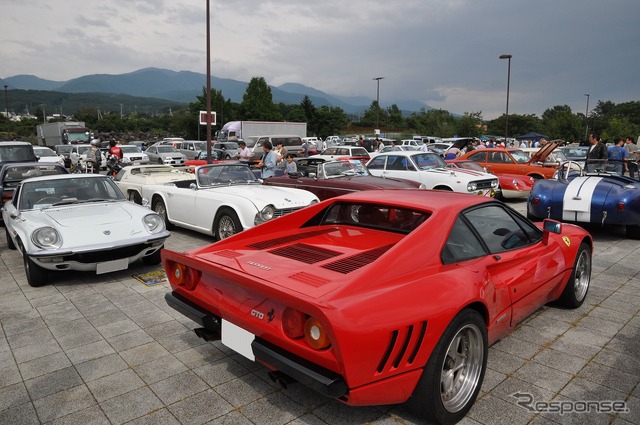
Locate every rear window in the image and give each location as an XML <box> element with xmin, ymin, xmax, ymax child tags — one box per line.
<box><xmin>2</xmin><ymin>165</ymin><xmax>66</xmax><ymax>184</ymax></box>
<box><xmin>0</xmin><ymin>145</ymin><xmax>37</xmax><ymax>163</ymax></box>
<box><xmin>319</xmin><ymin>202</ymin><xmax>429</xmax><ymax>234</ymax></box>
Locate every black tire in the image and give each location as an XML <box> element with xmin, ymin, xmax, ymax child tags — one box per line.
<box><xmin>214</xmin><ymin>208</ymin><xmax>242</xmax><ymax>240</ymax></box>
<box><xmin>22</xmin><ymin>245</ymin><xmax>48</xmax><ymax>287</ymax></box>
<box><xmin>434</xmin><ymin>186</ymin><xmax>453</xmax><ymax>191</ymax></box>
<box><xmin>626</xmin><ymin>225</ymin><xmax>640</xmax><ymax>239</ymax></box>
<box><xmin>152</xmin><ymin>198</ymin><xmax>173</xmax><ymax>230</ymax></box>
<box><xmin>158</xmin><ymin>158</ymin><xmax>163</xmax><ymax>164</ymax></box>
<box><xmin>5</xmin><ymin>227</ymin><xmax>16</xmax><ymax>250</ymax></box>
<box><xmin>142</xmin><ymin>247</ymin><xmax>162</xmax><ymax>265</ymax></box>
<box><xmin>408</xmin><ymin>309</ymin><xmax>487</xmax><ymax>425</ymax></box>
<box><xmin>128</xmin><ymin>190</ymin><xmax>142</xmax><ymax>204</ymax></box>
<box><xmin>557</xmin><ymin>242</ymin><xmax>591</xmax><ymax>308</ymax></box>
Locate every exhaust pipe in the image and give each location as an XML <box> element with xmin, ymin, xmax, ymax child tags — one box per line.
<box><xmin>194</xmin><ymin>327</ymin><xmax>221</xmax><ymax>342</ymax></box>
<box><xmin>267</xmin><ymin>371</ymin><xmax>297</xmax><ymax>389</ymax></box>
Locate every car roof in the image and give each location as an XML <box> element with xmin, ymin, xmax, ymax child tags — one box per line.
<box><xmin>19</xmin><ymin>173</ymin><xmax>107</xmax><ymax>183</ymax></box>
<box><xmin>0</xmin><ymin>141</ymin><xmax>33</xmax><ymax>146</ymax></box>
<box><xmin>333</xmin><ymin>189</ymin><xmax>492</xmax><ymax>212</ymax></box>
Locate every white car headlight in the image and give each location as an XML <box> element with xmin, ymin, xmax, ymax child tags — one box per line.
<box><xmin>491</xmin><ymin>179</ymin><xmax>499</xmax><ymax>189</ymax></box>
<box><xmin>32</xmin><ymin>227</ymin><xmax>62</xmax><ymax>249</ymax></box>
<box><xmin>143</xmin><ymin>214</ymin><xmax>165</xmax><ymax>233</ymax></box>
<box><xmin>255</xmin><ymin>205</ymin><xmax>276</xmax><ymax>224</ymax></box>
<box><xmin>467</xmin><ymin>182</ymin><xmax>478</xmax><ymax>192</ymax></box>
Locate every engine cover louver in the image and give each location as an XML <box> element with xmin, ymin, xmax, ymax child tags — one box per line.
<box><xmin>269</xmin><ymin>243</ymin><xmax>342</xmax><ymax>264</ymax></box>
<box><xmin>247</xmin><ymin>228</ymin><xmax>337</xmax><ymax>249</ymax></box>
<box><xmin>322</xmin><ymin>244</ymin><xmax>394</xmax><ymax>274</ymax></box>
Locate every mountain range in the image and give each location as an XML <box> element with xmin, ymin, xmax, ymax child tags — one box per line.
<box><xmin>1</xmin><ymin>68</ymin><xmax>431</xmax><ymax>115</ymax></box>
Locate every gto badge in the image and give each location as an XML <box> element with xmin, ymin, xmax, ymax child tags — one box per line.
<box><xmin>251</xmin><ymin>309</ymin><xmax>264</xmax><ymax>320</ymax></box>
<box><xmin>103</xmin><ymin>230</ymin><xmax>111</xmax><ymax>235</ymax></box>
<box><xmin>562</xmin><ymin>236</ymin><xmax>571</xmax><ymax>247</ymax></box>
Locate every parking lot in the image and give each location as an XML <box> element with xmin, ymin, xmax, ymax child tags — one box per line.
<box><xmin>0</xmin><ymin>198</ymin><xmax>638</xmax><ymax>425</ymax></box>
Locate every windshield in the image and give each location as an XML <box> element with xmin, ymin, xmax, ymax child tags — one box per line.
<box><xmin>158</xmin><ymin>146</ymin><xmax>178</xmax><ymax>153</ymax></box>
<box><xmin>0</xmin><ymin>146</ymin><xmax>37</xmax><ymax>162</ymax></box>
<box><xmin>411</xmin><ymin>153</ymin><xmax>446</xmax><ymax>170</ymax></box>
<box><xmin>35</xmin><ymin>148</ymin><xmax>57</xmax><ymax>157</ymax></box>
<box><xmin>77</xmin><ymin>146</ymin><xmax>90</xmax><ymax>155</ymax></box>
<box><xmin>320</xmin><ymin>202</ymin><xmax>430</xmax><ymax>234</ymax></box>
<box><xmin>19</xmin><ymin>176</ymin><xmax>125</xmax><ymax>210</ymax></box>
<box><xmin>510</xmin><ymin>149</ymin><xmax>531</xmax><ymax>164</ymax></box>
<box><xmin>453</xmin><ymin>161</ymin><xmax>485</xmax><ymax>172</ymax></box>
<box><xmin>321</xmin><ymin>160</ymin><xmax>369</xmax><ymax>178</ymax></box>
<box><xmin>3</xmin><ymin>165</ymin><xmax>65</xmax><ymax>183</ymax></box>
<box><xmin>55</xmin><ymin>145</ymin><xmax>73</xmax><ymax>154</ymax></box>
<box><xmin>561</xmin><ymin>147</ymin><xmax>589</xmax><ymax>159</ymax></box>
<box><xmin>120</xmin><ymin>145</ymin><xmax>141</xmax><ymax>153</ymax></box>
<box><xmin>196</xmin><ymin>164</ymin><xmax>258</xmax><ymax>186</ymax></box>
<box><xmin>66</xmin><ymin>133</ymin><xmax>91</xmax><ymax>143</ymax></box>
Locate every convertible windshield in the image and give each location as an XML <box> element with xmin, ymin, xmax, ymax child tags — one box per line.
<box><xmin>510</xmin><ymin>150</ymin><xmax>531</xmax><ymax>164</ymax></box>
<box><xmin>411</xmin><ymin>153</ymin><xmax>447</xmax><ymax>170</ymax></box>
<box><xmin>19</xmin><ymin>177</ymin><xmax>126</xmax><ymax>210</ymax></box>
<box><xmin>321</xmin><ymin>160</ymin><xmax>369</xmax><ymax>178</ymax></box>
<box><xmin>320</xmin><ymin>202</ymin><xmax>430</xmax><ymax>234</ymax></box>
<box><xmin>196</xmin><ymin>164</ymin><xmax>258</xmax><ymax>186</ymax></box>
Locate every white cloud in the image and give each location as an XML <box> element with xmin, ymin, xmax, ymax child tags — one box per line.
<box><xmin>1</xmin><ymin>0</ymin><xmax>639</xmax><ymax>119</ymax></box>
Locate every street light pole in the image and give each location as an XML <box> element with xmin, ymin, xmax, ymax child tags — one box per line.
<box><xmin>584</xmin><ymin>93</ymin><xmax>590</xmax><ymax>140</ymax></box>
<box><xmin>372</xmin><ymin>77</ymin><xmax>384</xmax><ymax>130</ymax></box>
<box><xmin>499</xmin><ymin>54</ymin><xmax>512</xmax><ymax>143</ymax></box>
<box><xmin>205</xmin><ymin>0</ymin><xmax>213</xmax><ymax>163</ymax></box>
<box><xmin>3</xmin><ymin>85</ymin><xmax>8</xmax><ymax>117</ymax></box>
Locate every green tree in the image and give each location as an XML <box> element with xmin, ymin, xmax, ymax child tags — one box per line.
<box><xmin>455</xmin><ymin>112</ymin><xmax>483</xmax><ymax>137</ymax></box>
<box><xmin>541</xmin><ymin>105</ymin><xmax>583</xmax><ymax>142</ymax></box>
<box><xmin>314</xmin><ymin>106</ymin><xmax>349</xmax><ymax>139</ymax></box>
<box><xmin>386</xmin><ymin>104</ymin><xmax>405</xmax><ymax>130</ymax></box>
<box><xmin>487</xmin><ymin>113</ymin><xmax>542</xmax><ymax>139</ymax></box>
<box><xmin>240</xmin><ymin>77</ymin><xmax>281</xmax><ymax>121</ymax></box>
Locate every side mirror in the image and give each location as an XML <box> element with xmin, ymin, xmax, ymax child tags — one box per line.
<box><xmin>308</xmin><ymin>172</ymin><xmax>317</xmax><ymax>179</ymax></box>
<box><xmin>542</xmin><ymin>219</ymin><xmax>561</xmax><ymax>244</ymax></box>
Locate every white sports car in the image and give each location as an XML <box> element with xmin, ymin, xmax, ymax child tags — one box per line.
<box><xmin>3</xmin><ymin>174</ymin><xmax>170</xmax><ymax>287</ymax></box>
<box><xmin>366</xmin><ymin>151</ymin><xmax>499</xmax><ymax>196</ymax></box>
<box><xmin>114</xmin><ymin>164</ymin><xmax>196</xmax><ymax>204</ymax></box>
<box><xmin>141</xmin><ymin>163</ymin><xmax>319</xmax><ymax>240</ymax></box>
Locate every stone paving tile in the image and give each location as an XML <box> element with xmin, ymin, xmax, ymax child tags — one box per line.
<box><xmin>95</xmin><ymin>317</ymin><xmax>142</xmax><ymax>339</ymax></box>
<box><xmin>2</xmin><ymin>316</ymin><xmax>48</xmax><ymax>337</ymax></box>
<box><xmin>577</xmin><ymin>362</ymin><xmax>639</xmax><ymax>395</ymax></box>
<box><xmin>0</xmin><ymin>382</ymin><xmax>30</xmax><ymax>412</ymax></box>
<box><xmin>513</xmin><ymin>361</ymin><xmax>574</xmax><ymax>393</ymax></box>
<box><xmin>104</xmin><ymin>328</ymin><xmax>154</xmax><ymax>352</ymax></box>
<box><xmin>32</xmin><ymin>385</ymin><xmax>96</xmax><ymax>423</ymax></box>
<box><xmin>48</xmin><ymin>404</ymin><xmax>111</xmax><ymax>425</ymax></box>
<box><xmin>48</xmin><ymin>318</ymin><xmax>104</xmax><ymax>350</ymax></box>
<box><xmin>531</xmin><ymin>347</ymin><xmax>590</xmax><ymax>375</ymax></box>
<box><xmin>124</xmin><ymin>408</ymin><xmax>181</xmax><ymax>425</ymax></box>
<box><xmin>239</xmin><ymin>391</ymin><xmax>310</xmax><ymax>425</ymax></box>
<box><xmin>18</xmin><ymin>351</ymin><xmax>72</xmax><ymax>381</ymax></box>
<box><xmin>118</xmin><ymin>341</ymin><xmax>172</xmax><ymax>368</ymax></box>
<box><xmin>6</xmin><ymin>326</ymin><xmax>54</xmax><ymax>351</ymax></box>
<box><xmin>85</xmin><ymin>368</ymin><xmax>146</xmax><ymax>402</ymax></box>
<box><xmin>168</xmin><ymin>389</ymin><xmax>234</xmax><ymax>425</ymax></box>
<box><xmin>172</xmin><ymin>343</ymin><xmax>227</xmax><ymax>369</ymax></box>
<box><xmin>132</xmin><ymin>352</ymin><xmax>189</xmax><ymax>385</ymax></box>
<box><xmin>98</xmin><ymin>386</ymin><xmax>165</xmax><ymax>425</ymax></box>
<box><xmin>150</xmin><ymin>370</ymin><xmax>210</xmax><ymax>405</ymax></box>
<box><xmin>193</xmin><ymin>357</ymin><xmax>251</xmax><ymax>388</ymax></box>
<box><xmin>74</xmin><ymin>353</ymin><xmax>129</xmax><ymax>382</ymax></box>
<box><xmin>24</xmin><ymin>366</ymin><xmax>83</xmax><ymax>401</ymax></box>
<box><xmin>0</xmin><ymin>402</ymin><xmax>39</xmax><ymax>425</ymax></box>
<box><xmin>467</xmin><ymin>394</ymin><xmax>534</xmax><ymax>425</ymax></box>
<box><xmin>213</xmin><ymin>373</ymin><xmax>277</xmax><ymax>408</ymax></box>
<box><xmin>65</xmin><ymin>339</ymin><xmax>116</xmax><ymax>365</ymax></box>
<box><xmin>0</xmin><ymin>362</ymin><xmax>23</xmax><ymax>389</ymax></box>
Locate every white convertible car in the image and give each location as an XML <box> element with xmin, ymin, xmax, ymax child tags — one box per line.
<box><xmin>114</xmin><ymin>164</ymin><xmax>195</xmax><ymax>204</ymax></box>
<box><xmin>3</xmin><ymin>174</ymin><xmax>170</xmax><ymax>287</ymax></box>
<box><xmin>141</xmin><ymin>163</ymin><xmax>319</xmax><ymax>240</ymax></box>
<box><xmin>366</xmin><ymin>151</ymin><xmax>499</xmax><ymax>196</ymax></box>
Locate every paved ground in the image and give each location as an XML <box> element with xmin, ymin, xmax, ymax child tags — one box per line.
<box><xmin>0</xmin><ymin>199</ymin><xmax>639</xmax><ymax>425</ymax></box>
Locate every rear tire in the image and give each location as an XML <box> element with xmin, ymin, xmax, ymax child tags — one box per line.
<box><xmin>128</xmin><ymin>190</ymin><xmax>142</xmax><ymax>204</ymax></box>
<box><xmin>408</xmin><ymin>309</ymin><xmax>487</xmax><ymax>425</ymax></box>
<box><xmin>626</xmin><ymin>225</ymin><xmax>640</xmax><ymax>239</ymax></box>
<box><xmin>214</xmin><ymin>209</ymin><xmax>242</xmax><ymax>240</ymax></box>
<box><xmin>557</xmin><ymin>242</ymin><xmax>591</xmax><ymax>308</ymax></box>
<box><xmin>158</xmin><ymin>158</ymin><xmax>163</xmax><ymax>164</ymax></box>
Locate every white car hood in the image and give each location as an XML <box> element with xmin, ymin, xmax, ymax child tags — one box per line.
<box><xmin>428</xmin><ymin>167</ymin><xmax>495</xmax><ymax>182</ymax></box>
<box><xmin>204</xmin><ymin>184</ymin><xmax>316</xmax><ymax>208</ymax></box>
<box><xmin>44</xmin><ymin>203</ymin><xmax>133</xmax><ymax>227</ymax></box>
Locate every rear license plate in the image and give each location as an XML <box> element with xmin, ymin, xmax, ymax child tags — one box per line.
<box><xmin>222</xmin><ymin>319</ymin><xmax>255</xmax><ymax>361</ymax></box>
<box><xmin>96</xmin><ymin>258</ymin><xmax>129</xmax><ymax>274</ymax></box>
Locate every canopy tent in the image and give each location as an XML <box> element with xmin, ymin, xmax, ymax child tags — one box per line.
<box><xmin>516</xmin><ymin>131</ymin><xmax>549</xmax><ymax>140</ymax></box>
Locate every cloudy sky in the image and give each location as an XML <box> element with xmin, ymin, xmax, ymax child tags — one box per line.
<box><xmin>2</xmin><ymin>0</ymin><xmax>639</xmax><ymax>118</ymax></box>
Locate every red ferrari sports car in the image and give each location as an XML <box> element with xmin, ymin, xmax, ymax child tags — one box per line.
<box><xmin>162</xmin><ymin>189</ymin><xmax>592</xmax><ymax>424</ymax></box>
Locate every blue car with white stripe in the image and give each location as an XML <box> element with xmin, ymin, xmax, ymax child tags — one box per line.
<box><xmin>527</xmin><ymin>160</ymin><xmax>640</xmax><ymax>239</ymax></box>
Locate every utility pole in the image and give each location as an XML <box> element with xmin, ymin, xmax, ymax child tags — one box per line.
<box><xmin>372</xmin><ymin>77</ymin><xmax>384</xmax><ymax>130</ymax></box>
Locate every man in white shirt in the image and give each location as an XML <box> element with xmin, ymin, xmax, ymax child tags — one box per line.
<box><xmin>236</xmin><ymin>141</ymin><xmax>252</xmax><ymax>163</ymax></box>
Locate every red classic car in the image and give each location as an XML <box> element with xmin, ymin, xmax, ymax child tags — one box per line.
<box><xmin>445</xmin><ymin>159</ymin><xmax>535</xmax><ymax>200</ymax></box>
<box><xmin>458</xmin><ymin>141</ymin><xmax>559</xmax><ymax>179</ymax></box>
<box><xmin>162</xmin><ymin>189</ymin><xmax>592</xmax><ymax>424</ymax></box>
<box><xmin>264</xmin><ymin>159</ymin><xmax>424</xmax><ymax>200</ymax></box>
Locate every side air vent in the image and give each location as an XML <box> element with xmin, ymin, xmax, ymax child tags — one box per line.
<box><xmin>322</xmin><ymin>244</ymin><xmax>394</xmax><ymax>274</ymax></box>
<box><xmin>269</xmin><ymin>243</ymin><xmax>342</xmax><ymax>264</ymax></box>
<box><xmin>248</xmin><ymin>228</ymin><xmax>337</xmax><ymax>249</ymax></box>
<box><xmin>214</xmin><ymin>250</ymin><xmax>243</xmax><ymax>259</ymax></box>
<box><xmin>376</xmin><ymin>321</ymin><xmax>427</xmax><ymax>373</ymax></box>
<box><xmin>289</xmin><ymin>272</ymin><xmax>331</xmax><ymax>287</ymax></box>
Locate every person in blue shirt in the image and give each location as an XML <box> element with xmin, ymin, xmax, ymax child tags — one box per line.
<box><xmin>256</xmin><ymin>140</ymin><xmax>277</xmax><ymax>178</ymax></box>
<box><xmin>607</xmin><ymin>138</ymin><xmax>629</xmax><ymax>175</ymax></box>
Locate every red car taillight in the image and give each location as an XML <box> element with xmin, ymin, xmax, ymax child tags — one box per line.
<box><xmin>618</xmin><ymin>202</ymin><xmax>624</xmax><ymax>212</ymax></box>
<box><xmin>533</xmin><ymin>197</ymin><xmax>540</xmax><ymax>206</ymax></box>
<box><xmin>282</xmin><ymin>307</ymin><xmax>306</xmax><ymax>339</ymax></box>
<box><xmin>304</xmin><ymin>317</ymin><xmax>331</xmax><ymax>350</ymax></box>
<box><xmin>166</xmin><ymin>261</ymin><xmax>200</xmax><ymax>290</ymax></box>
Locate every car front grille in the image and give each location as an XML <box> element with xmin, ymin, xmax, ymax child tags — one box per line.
<box><xmin>62</xmin><ymin>242</ymin><xmax>161</xmax><ymax>263</ymax></box>
<box><xmin>475</xmin><ymin>179</ymin><xmax>497</xmax><ymax>190</ymax></box>
<box><xmin>273</xmin><ymin>207</ymin><xmax>303</xmax><ymax>218</ymax></box>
